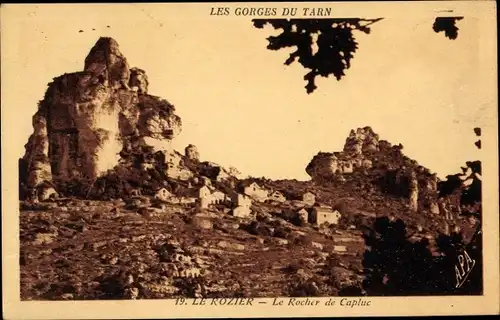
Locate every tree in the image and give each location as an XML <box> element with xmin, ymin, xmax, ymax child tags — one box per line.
<box><xmin>433</xmin><ymin>17</ymin><xmax>464</xmax><ymax>40</ymax></box>
<box><xmin>362</xmin><ymin>129</ymin><xmax>482</xmax><ymax>295</ymax></box>
<box><xmin>253</xmin><ymin>17</ymin><xmax>464</xmax><ymax>93</ymax></box>
<box><xmin>438</xmin><ymin>128</ymin><xmax>482</xmax><ymax>294</ymax></box>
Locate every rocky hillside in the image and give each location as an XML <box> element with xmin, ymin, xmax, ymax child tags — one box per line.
<box><xmin>19</xmin><ymin>38</ymin><xmax>479</xmax><ymax>300</ymax></box>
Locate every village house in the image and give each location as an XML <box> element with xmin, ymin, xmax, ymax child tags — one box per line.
<box><xmin>197</xmin><ymin>185</ymin><xmax>213</xmax><ymax>209</ymax></box>
<box><xmin>211</xmin><ymin>190</ymin><xmax>227</xmax><ymax>204</ymax></box>
<box><xmin>267</xmin><ymin>190</ymin><xmax>286</xmax><ymax>203</ymax></box>
<box><xmin>241</xmin><ymin>181</ymin><xmax>269</xmax><ymax>202</ymax></box>
<box><xmin>231</xmin><ymin>193</ymin><xmax>252</xmax><ymax>208</ymax></box>
<box><xmin>197</xmin><ymin>185</ymin><xmax>228</xmax><ymax>209</ymax></box>
<box><xmin>232</xmin><ymin>206</ymin><xmax>252</xmax><ymax>218</ymax></box>
<box><xmin>302</xmin><ymin>192</ymin><xmax>316</xmax><ymax>206</ymax></box>
<box><xmin>198</xmin><ymin>185</ymin><xmax>212</xmax><ymax>199</ymax></box>
<box><xmin>310</xmin><ymin>206</ymin><xmax>342</xmax><ymax>225</ymax></box>
<box><xmin>229</xmin><ymin>192</ymin><xmax>252</xmax><ymax>218</ymax></box>
<box><xmin>198</xmin><ymin>197</ymin><xmax>211</xmax><ymax>209</ymax></box>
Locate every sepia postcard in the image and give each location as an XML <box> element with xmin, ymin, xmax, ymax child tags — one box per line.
<box><xmin>1</xmin><ymin>1</ymin><xmax>499</xmax><ymax>319</ymax></box>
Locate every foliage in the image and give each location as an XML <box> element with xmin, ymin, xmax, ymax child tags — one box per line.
<box><xmin>253</xmin><ymin>17</ymin><xmax>463</xmax><ymax>93</ymax></box>
<box><xmin>362</xmin><ymin>216</ymin><xmax>468</xmax><ymax>295</ymax></box>
<box><xmin>433</xmin><ymin>17</ymin><xmax>464</xmax><ymax>40</ymax></box>
<box><xmin>332</xmin><ymin>200</ymin><xmax>349</xmax><ymax>213</ymax></box>
<box><xmin>252</xmin><ymin>18</ymin><xmax>383</xmax><ymax>93</ymax></box>
<box><xmin>438</xmin><ymin>129</ymin><xmax>482</xmax><ymax>218</ymax></box>
<box><xmin>363</xmin><ymin>129</ymin><xmax>482</xmax><ymax>295</ymax></box>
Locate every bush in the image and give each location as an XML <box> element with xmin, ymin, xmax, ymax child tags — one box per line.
<box><xmin>273</xmin><ymin>226</ymin><xmax>290</xmax><ymax>239</ymax></box>
<box><xmin>332</xmin><ymin>200</ymin><xmax>349</xmax><ymax>213</ymax></box>
<box><xmin>291</xmin><ymin>235</ymin><xmax>313</xmax><ymax>246</ymax></box>
<box><xmin>362</xmin><ymin>216</ymin><xmax>481</xmax><ymax>296</ymax></box>
<box><xmin>243</xmin><ymin>221</ymin><xmax>274</xmax><ymax>237</ymax></box>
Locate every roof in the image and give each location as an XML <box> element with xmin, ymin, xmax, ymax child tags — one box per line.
<box><xmin>237</xmin><ymin>180</ymin><xmax>261</xmax><ymax>192</ymax></box>
<box><xmin>199</xmin><ymin>185</ymin><xmax>212</xmax><ymax>192</ymax></box>
<box><xmin>313</xmin><ymin>206</ymin><xmax>336</xmax><ymax>213</ymax></box>
<box><xmin>243</xmin><ymin>181</ymin><xmax>260</xmax><ymax>188</ymax></box>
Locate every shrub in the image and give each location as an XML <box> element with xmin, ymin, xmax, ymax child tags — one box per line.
<box><xmin>332</xmin><ymin>200</ymin><xmax>349</xmax><ymax>213</ymax></box>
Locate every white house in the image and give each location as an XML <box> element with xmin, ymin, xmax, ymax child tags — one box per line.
<box><xmin>231</xmin><ymin>193</ymin><xmax>252</xmax><ymax>208</ymax></box>
<box><xmin>243</xmin><ymin>182</ymin><xmax>269</xmax><ymax>202</ymax></box>
<box><xmin>233</xmin><ymin>206</ymin><xmax>252</xmax><ymax>218</ymax></box>
<box><xmin>198</xmin><ymin>186</ymin><xmax>212</xmax><ymax>199</ymax></box>
<box><xmin>197</xmin><ymin>185</ymin><xmax>228</xmax><ymax>209</ymax></box>
<box><xmin>311</xmin><ymin>206</ymin><xmax>342</xmax><ymax>225</ymax></box>
<box><xmin>268</xmin><ymin>190</ymin><xmax>286</xmax><ymax>203</ymax></box>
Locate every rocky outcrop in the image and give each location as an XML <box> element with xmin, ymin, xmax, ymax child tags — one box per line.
<box><xmin>184</xmin><ymin>144</ymin><xmax>200</xmax><ymax>161</ymax></box>
<box><xmin>306</xmin><ymin>126</ymin><xmax>380</xmax><ymax>180</ymax></box>
<box><xmin>408</xmin><ymin>170</ymin><xmax>419</xmax><ymax>213</ymax></box>
<box><xmin>343</xmin><ymin>127</ymin><xmax>380</xmax><ymax>156</ymax></box>
<box><xmin>306</xmin><ymin>126</ymin><xmax>442</xmax><ymax>214</ymax></box>
<box><xmin>23</xmin><ymin>115</ymin><xmax>53</xmax><ymax>188</ymax></box>
<box><xmin>129</xmin><ymin>68</ymin><xmax>149</xmax><ymax>94</ymax></box>
<box><xmin>21</xmin><ymin>37</ymin><xmax>182</xmax><ymax>195</ymax></box>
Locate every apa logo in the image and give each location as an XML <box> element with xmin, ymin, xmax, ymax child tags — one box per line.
<box><xmin>454</xmin><ymin>249</ymin><xmax>476</xmax><ymax>289</ymax></box>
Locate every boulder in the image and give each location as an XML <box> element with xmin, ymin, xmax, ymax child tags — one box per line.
<box><xmin>154</xmin><ymin>188</ymin><xmax>171</xmax><ymax>202</ymax></box>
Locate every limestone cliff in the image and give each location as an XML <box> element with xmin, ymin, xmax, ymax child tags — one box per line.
<box><xmin>21</xmin><ymin>37</ymin><xmax>182</xmax><ymax>196</ymax></box>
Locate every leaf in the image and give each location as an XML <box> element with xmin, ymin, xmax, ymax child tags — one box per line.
<box><xmin>474</xmin><ymin>140</ymin><xmax>481</xmax><ymax>149</ymax></box>
<box><xmin>433</xmin><ymin>17</ymin><xmax>464</xmax><ymax>40</ymax></box>
<box><xmin>252</xmin><ymin>18</ymin><xmax>383</xmax><ymax>94</ymax></box>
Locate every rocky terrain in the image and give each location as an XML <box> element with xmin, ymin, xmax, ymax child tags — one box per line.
<box><xmin>19</xmin><ymin>37</ymin><xmax>480</xmax><ymax>300</ymax></box>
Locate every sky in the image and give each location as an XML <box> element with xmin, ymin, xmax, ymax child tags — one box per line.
<box><xmin>1</xmin><ymin>3</ymin><xmax>497</xmax><ymax>181</ymax></box>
